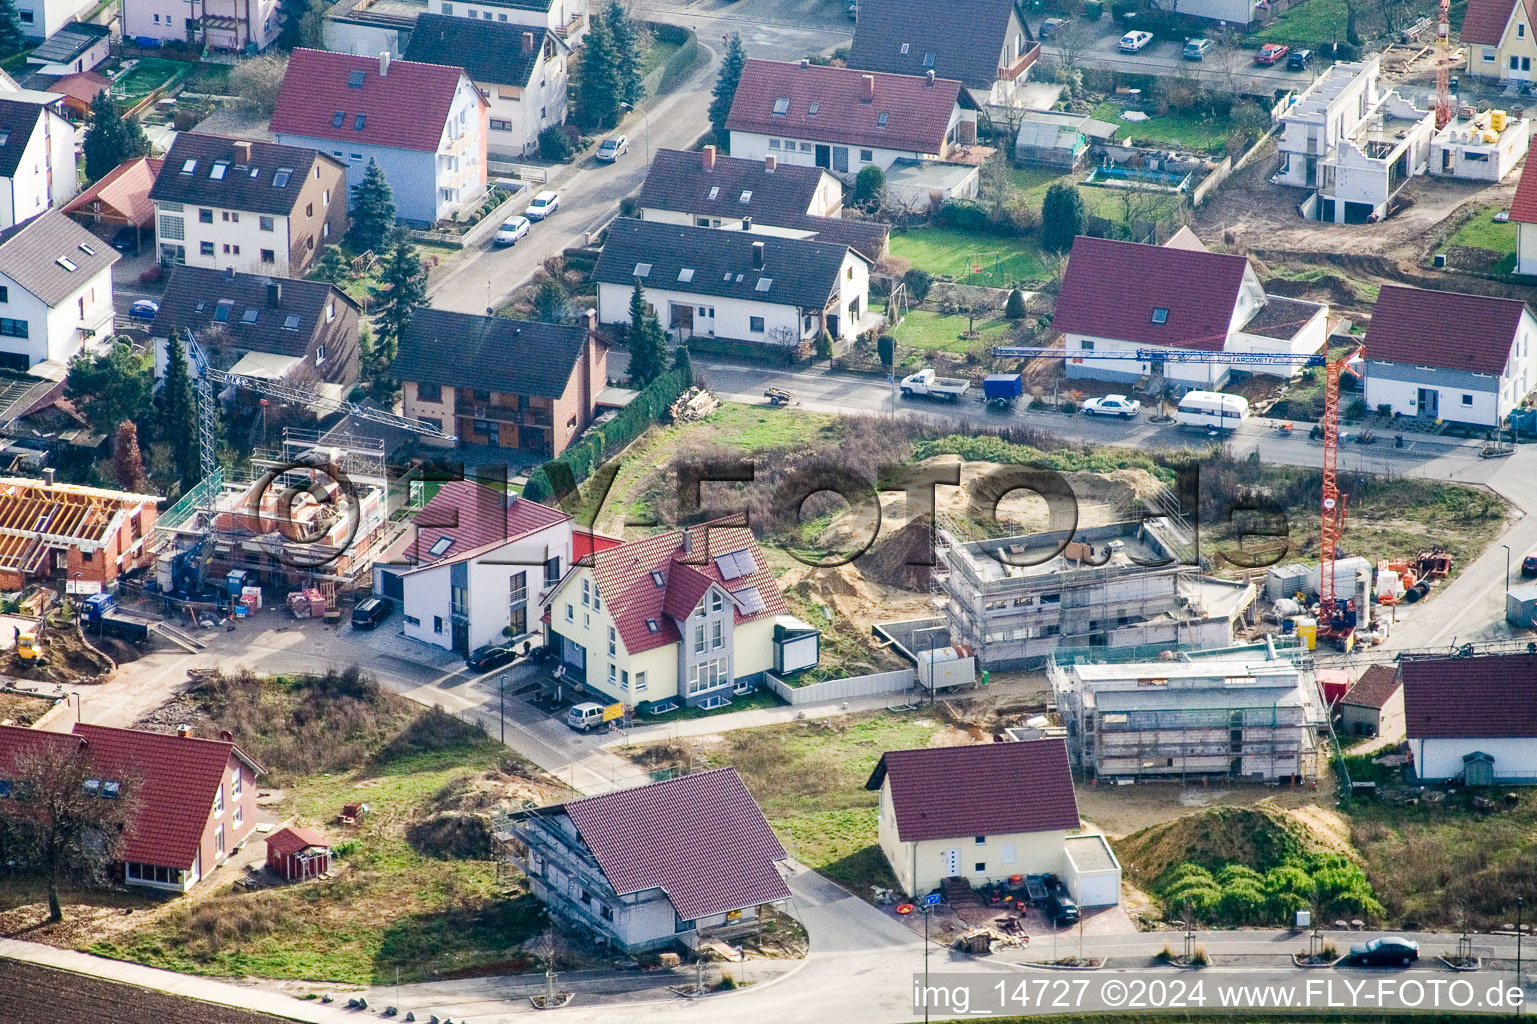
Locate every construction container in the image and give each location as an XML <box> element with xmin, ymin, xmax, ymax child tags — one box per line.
<box><xmin>1506</xmin><ymin>584</ymin><xmax>1537</xmax><ymax>627</ymax></box>
<box><xmin>1317</xmin><ymin>668</ymin><xmax>1351</xmax><ymax>705</ymax></box>
<box><xmin>226</xmin><ymin>570</ymin><xmax>248</xmax><ymax>596</ymax></box>
<box><xmin>917</xmin><ymin>645</ymin><xmax>977</xmax><ymax>691</ymax></box>
<box><xmin>1265</xmin><ymin>562</ymin><xmax>1311</xmax><ymax>602</ymax></box>
<box><xmin>1295</xmin><ymin>617</ymin><xmax>1317</xmax><ymax>650</ymax></box>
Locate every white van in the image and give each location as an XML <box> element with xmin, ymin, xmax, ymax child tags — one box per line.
<box><xmin>1174</xmin><ymin>390</ymin><xmax>1249</xmax><ymax>433</ymax></box>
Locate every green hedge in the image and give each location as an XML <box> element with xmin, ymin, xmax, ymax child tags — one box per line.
<box><xmin>641</xmin><ymin>23</ymin><xmax>701</xmax><ymax>99</ymax></box>
<box><xmin>524</xmin><ymin>364</ymin><xmax>692</xmax><ymax>504</ymax></box>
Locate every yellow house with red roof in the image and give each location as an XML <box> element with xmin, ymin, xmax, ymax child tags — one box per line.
<box><xmin>545</xmin><ymin>517</ymin><xmax>811</xmax><ymax>709</ymax></box>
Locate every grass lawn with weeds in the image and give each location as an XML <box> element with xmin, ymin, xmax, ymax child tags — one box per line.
<box><xmin>631</xmin><ymin>711</ymin><xmax>958</xmax><ymax>892</ymax></box>
<box><xmin>890</xmin><ymin>227</ymin><xmax>1047</xmax><ymax>286</ymax></box>
<box><xmin>115</xmin><ymin>58</ymin><xmax>188</xmax><ymax>105</ymax></box>
<box><xmin>1005</xmin><ymin>166</ymin><xmax>1182</xmax><ymax>225</ymax></box>
<box><xmin>89</xmin><ymin>675</ymin><xmax>554</xmax><ymax>984</ymax></box>
<box><xmin>890</xmin><ymin>309</ymin><xmax>1015</xmax><ymax>353</ymax></box>
<box><xmin>1090</xmin><ymin>102</ymin><xmax>1231</xmax><ymax>153</ymax></box>
<box><xmin>1253</xmin><ymin>0</ymin><xmax>1349</xmax><ymax>44</ymax></box>
<box><xmin>1449</xmin><ymin>208</ymin><xmax>1516</xmax><ymax>253</ymax></box>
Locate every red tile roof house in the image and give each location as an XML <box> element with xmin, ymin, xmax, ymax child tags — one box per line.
<box><xmin>544</xmin><ymin>517</ymin><xmax>812</xmax><ymax>710</ymax></box>
<box><xmin>270</xmin><ymin>49</ymin><xmax>489</xmax><ymax>227</ymax></box>
<box><xmin>1460</xmin><ymin>0</ymin><xmax>1537</xmax><ymax>82</ymax></box>
<box><xmin>1402</xmin><ymin>653</ymin><xmax>1537</xmax><ymax>784</ymax></box>
<box><xmin>1052</xmin><ymin>235</ymin><xmax>1330</xmax><ymax>390</ymax></box>
<box><xmin>504</xmin><ymin>767</ymin><xmax>790</xmax><ymax>952</ymax></box>
<box><xmin>0</xmin><ymin>723</ymin><xmax>263</xmax><ymax>892</ymax></box>
<box><xmin>1511</xmin><ymin>157</ymin><xmax>1537</xmax><ymax>276</ymax></box>
<box><xmin>1338</xmin><ymin>664</ymin><xmax>1405</xmax><ymax>739</ymax></box>
<box><xmin>1363</xmin><ymin>285</ymin><xmax>1537</xmax><ymax>427</ymax></box>
<box><xmin>725</xmin><ymin>59</ymin><xmax>982</xmax><ymax>206</ymax></box>
<box><xmin>372</xmin><ymin>480</ymin><xmax>618</xmax><ymax>657</ymax></box>
<box><xmin>865</xmin><ymin>739</ymin><xmax>1122</xmax><ymax>906</ymax></box>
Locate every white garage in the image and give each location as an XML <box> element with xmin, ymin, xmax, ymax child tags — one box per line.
<box><xmin>1062</xmin><ymin>834</ymin><xmax>1122</xmax><ymax>907</ymax></box>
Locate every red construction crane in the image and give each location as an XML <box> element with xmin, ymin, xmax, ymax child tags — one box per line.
<box><xmin>1435</xmin><ymin>0</ymin><xmax>1453</xmax><ymax>129</ymax></box>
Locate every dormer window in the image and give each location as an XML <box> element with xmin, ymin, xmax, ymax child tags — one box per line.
<box><xmin>707</xmin><ymin>186</ymin><xmax>719</xmax><ymax>200</ymax></box>
<box><xmin>354</xmin><ymin>114</ymin><xmax>366</xmax><ymax>131</ymax></box>
<box><xmin>772</xmin><ymin>97</ymin><xmax>790</xmax><ymax>115</ymax></box>
<box><xmin>210</xmin><ymin>161</ymin><xmax>228</xmax><ymax>180</ymax></box>
<box><xmin>332</xmin><ymin>111</ymin><xmax>345</xmax><ymax>128</ymax></box>
<box><xmin>922</xmin><ymin>51</ymin><xmax>934</xmax><ymax>67</ymax></box>
<box><xmin>55</xmin><ymin>257</ymin><xmax>76</xmax><ymax>272</ymax></box>
<box><xmin>899</xmin><ymin>42</ymin><xmax>909</xmax><ymax>54</ymax></box>
<box><xmin>808</xmin><ymin>101</ymin><xmax>819</xmax><ymax>116</ymax></box>
<box><xmin>651</xmin><ymin>570</ymin><xmax>665</xmax><ymax>587</ymax></box>
<box><xmin>678</xmin><ymin>268</ymin><xmax>694</xmax><ymax>283</ymax></box>
<box><xmin>1151</xmin><ymin>307</ymin><xmax>1169</xmax><ymax>325</ymax></box>
<box><xmin>739</xmin><ymin>190</ymin><xmax>752</xmax><ymax>202</ymax></box>
<box><xmin>273</xmin><ymin>167</ymin><xmax>293</xmax><ymax>188</ymax></box>
<box><xmin>348</xmin><ymin>69</ymin><xmax>366</xmax><ymax>87</ymax></box>
<box><xmin>633</xmin><ymin>262</ymin><xmax>651</xmax><ymax>278</ymax></box>
<box><xmin>877</xmin><ymin>112</ymin><xmax>889</xmax><ymax>127</ymax></box>
<box><xmin>181</xmin><ymin>158</ymin><xmax>197</xmax><ymax>174</ymax></box>
<box><xmin>429</xmin><ymin>536</ymin><xmax>453</xmax><ymax>556</ymax></box>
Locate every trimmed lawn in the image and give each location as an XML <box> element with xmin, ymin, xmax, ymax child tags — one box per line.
<box><xmin>641</xmin><ymin>35</ymin><xmax>682</xmax><ymax>77</ymax></box>
<box><xmin>114</xmin><ymin>58</ymin><xmax>187</xmax><ymax>105</ymax></box>
<box><xmin>1006</xmin><ymin>166</ymin><xmax>1182</xmax><ymax>224</ymax></box>
<box><xmin>890</xmin><ymin>226</ymin><xmax>1047</xmax><ymax>285</ymax></box>
<box><xmin>1449</xmin><ymin>207</ymin><xmax>1517</xmax><ymax>252</ymax></box>
<box><xmin>890</xmin><ymin>309</ymin><xmax>1014</xmax><ymax>352</ymax></box>
<box><xmin>1090</xmin><ymin>102</ymin><xmax>1231</xmax><ymax>152</ymax></box>
<box><xmin>1254</xmin><ymin>0</ymin><xmax>1350</xmax><ymax>44</ymax></box>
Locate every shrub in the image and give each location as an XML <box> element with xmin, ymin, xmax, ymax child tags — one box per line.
<box><xmin>538</xmin><ymin>123</ymin><xmax>576</xmax><ymax>161</ymax></box>
<box><xmin>1111</xmin><ymin>0</ymin><xmax>1140</xmax><ymax>19</ymax></box>
<box><xmin>1060</xmin><ymin>400</ymin><xmax>1077</xmax><ymax>414</ymax></box>
<box><xmin>138</xmin><ymin>264</ymin><xmax>163</xmax><ymax>286</ymax></box>
<box><xmin>902</xmin><ymin>268</ymin><xmax>933</xmax><ymax>304</ymax></box>
<box><xmin>405</xmin><ymin>813</ymin><xmax>493</xmax><ymax>859</ymax></box>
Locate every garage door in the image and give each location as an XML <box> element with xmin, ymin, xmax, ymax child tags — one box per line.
<box><xmin>1071</xmin><ymin>871</ymin><xmax>1121</xmax><ymax>908</ymax></box>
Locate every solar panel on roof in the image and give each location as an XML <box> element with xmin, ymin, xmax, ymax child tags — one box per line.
<box><xmin>715</xmin><ymin>549</ymin><xmax>754</xmax><ymax>580</ymax></box>
<box><xmin>732</xmin><ymin>586</ymin><xmax>766</xmax><ymax>615</ymax></box>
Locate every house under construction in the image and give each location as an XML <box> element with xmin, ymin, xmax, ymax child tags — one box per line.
<box><xmin>934</xmin><ymin>519</ymin><xmax>1255</xmax><ymax>670</ymax></box>
<box><xmin>152</xmin><ymin>428</ymin><xmax>398</xmax><ymax>592</ymax></box>
<box><xmin>0</xmin><ymin>473</ymin><xmax>159</xmax><ymax>592</ymax></box>
<box><xmin>1048</xmin><ymin>644</ymin><xmax>1327</xmax><ymax>782</ymax></box>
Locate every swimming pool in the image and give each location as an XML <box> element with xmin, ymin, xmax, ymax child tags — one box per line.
<box><xmin>1082</xmin><ymin>164</ymin><xmax>1193</xmax><ymax>192</ymax></box>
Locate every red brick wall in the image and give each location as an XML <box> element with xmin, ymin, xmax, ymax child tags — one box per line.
<box><xmin>550</xmin><ymin>333</ymin><xmax>608</xmax><ymax>457</ymax></box>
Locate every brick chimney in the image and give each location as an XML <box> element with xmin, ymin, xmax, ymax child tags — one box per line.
<box><xmin>702</xmin><ymin>144</ymin><xmax>717</xmax><ymax>171</ymax></box>
<box><xmin>522</xmin><ymin>31</ymin><xmax>534</xmax><ymax>53</ymax></box>
<box><xmin>585</xmin><ymin>307</ymin><xmax>597</xmax><ymax>333</ymax></box>
<box><xmin>799</xmin><ymin>57</ymin><xmax>809</xmax><ymax>69</ymax></box>
<box><xmin>861</xmin><ymin>74</ymin><xmax>875</xmax><ymax>103</ymax></box>
<box><xmin>267</xmin><ymin>281</ymin><xmax>282</xmax><ymax>306</ymax></box>
<box><xmin>219</xmin><ymin>730</ymin><xmax>233</xmax><ymax>742</ymax></box>
<box><xmin>178</xmin><ymin>724</ymin><xmax>192</xmax><ymax>738</ymax></box>
<box><xmin>742</xmin><ymin>216</ymin><xmax>752</xmax><ymax>230</ymax></box>
<box><xmin>751</xmin><ymin>240</ymin><xmax>764</xmax><ymax>270</ymax></box>
<box><xmin>378</xmin><ymin>51</ymin><xmax>390</xmax><ymax>76</ymax></box>
<box><xmin>233</xmin><ymin>140</ymin><xmax>252</xmax><ymax>164</ymax></box>
<box><xmin>764</xmin><ymin>154</ymin><xmax>777</xmax><ymax>172</ymax></box>
<box><xmin>925</xmin><ymin>69</ymin><xmax>935</xmax><ymax>87</ymax></box>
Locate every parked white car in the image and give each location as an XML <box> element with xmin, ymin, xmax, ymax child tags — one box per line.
<box><xmin>526</xmin><ymin>190</ymin><xmax>561</xmax><ymax>220</ymax></box>
<box><xmin>1082</xmin><ymin>394</ymin><xmax>1142</xmax><ymax>418</ymax></box>
<box><xmin>1119</xmin><ymin>30</ymin><xmax>1154</xmax><ymax>53</ymax></box>
<box><xmin>596</xmin><ymin>135</ymin><xmax>629</xmax><ymax>162</ymax></box>
<box><xmin>493</xmin><ymin>215</ymin><xmax>531</xmax><ymax>247</ymax></box>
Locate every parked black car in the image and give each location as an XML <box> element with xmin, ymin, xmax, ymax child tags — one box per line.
<box><xmin>351</xmin><ymin>596</ymin><xmax>394</xmax><ymax>629</ymax></box>
<box><xmin>1041</xmin><ymin>874</ymin><xmax>1080</xmax><ymax>925</ymax></box>
<box><xmin>467</xmin><ymin>641</ymin><xmax>520</xmax><ymax>672</ymax></box>
<box><xmin>1347</xmin><ymin>936</ymin><xmax>1419</xmax><ymax>966</ymax></box>
<box><xmin>1287</xmin><ymin>48</ymin><xmax>1314</xmax><ymax>70</ymax></box>
<box><xmin>111</xmin><ymin>226</ymin><xmax>141</xmax><ymax>254</ymax></box>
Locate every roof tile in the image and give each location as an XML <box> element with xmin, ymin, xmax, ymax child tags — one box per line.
<box><xmin>1341</xmin><ymin>664</ymin><xmax>1401</xmax><ymax>710</ymax></box>
<box><xmin>150</xmin><ymin>133</ymin><xmax>340</xmax><ymax>216</ymax></box>
<box><xmin>1364</xmin><ymin>284</ymin><xmax>1528</xmax><ymax>374</ymax></box>
<box><xmin>1403</xmin><ymin>654</ymin><xmax>1537</xmax><ymax>738</ymax></box>
<box><xmin>866</xmin><ymin>739</ymin><xmax>1079</xmax><ymax>842</ymax></box>
<box><xmin>1461</xmin><ymin>0</ymin><xmax>1534</xmax><ymax>45</ymax></box>
<box><xmin>391</xmin><ymin>308</ymin><xmax>600</xmax><ymax>398</ymax></box>
<box><xmin>562</xmin><ymin>767</ymin><xmax>789</xmax><ymax>921</ymax></box>
<box><xmin>847</xmin><ymin>0</ymin><xmax>1027</xmax><ymax>90</ymax></box>
<box><xmin>270</xmin><ymin>49</ymin><xmax>472</xmax><ymax>153</ymax></box>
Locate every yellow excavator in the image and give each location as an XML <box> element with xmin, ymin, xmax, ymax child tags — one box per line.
<box><xmin>14</xmin><ymin>626</ymin><xmax>40</xmax><ymax>662</ymax></box>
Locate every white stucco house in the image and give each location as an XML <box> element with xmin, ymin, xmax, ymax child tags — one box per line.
<box><xmin>1150</xmin><ymin>0</ymin><xmax>1260</xmax><ymax>23</ymax></box>
<box><xmin>1052</xmin><ymin>235</ymin><xmax>1329</xmax><ymax>389</ymax></box>
<box><xmin>16</xmin><ymin>0</ymin><xmax>94</xmax><ymax>41</ymax></box>
<box><xmin>867</xmin><ymin>739</ymin><xmax>1122</xmax><ymax>906</ymax></box>
<box><xmin>726</xmin><ymin>59</ymin><xmax>979</xmax><ymax>179</ymax></box>
<box><xmin>1274</xmin><ymin>59</ymin><xmax>1436</xmax><ymax>224</ymax></box>
<box><xmin>270</xmin><ymin>49</ymin><xmax>488</xmax><ymax>226</ymax></box>
<box><xmin>124</xmin><ymin>0</ymin><xmax>281</xmax><ymax>51</ymax></box>
<box><xmin>0</xmin><ymin>96</ymin><xmax>75</xmax><ymax>230</ymax></box>
<box><xmin>594</xmin><ymin>218</ymin><xmax>873</xmax><ymax>351</ymax></box>
<box><xmin>0</xmin><ymin>210</ymin><xmax>117</xmax><ymax>372</ymax></box>
<box><xmin>404</xmin><ymin>14</ymin><xmax>568</xmax><ymax>159</ymax></box>
<box><xmin>427</xmin><ymin>0</ymin><xmax>587</xmax><ymax>46</ymax></box>
<box><xmin>1404</xmin><ymin>653</ymin><xmax>1537</xmax><ymax>784</ymax></box>
<box><xmin>845</xmin><ymin>0</ymin><xmax>1039</xmax><ymax>109</ymax></box>
<box><xmin>373</xmin><ymin>480</ymin><xmax>617</xmax><ymax>656</ymax></box>
<box><xmin>1363</xmin><ymin>285</ymin><xmax>1537</xmax><ymax>427</ymax></box>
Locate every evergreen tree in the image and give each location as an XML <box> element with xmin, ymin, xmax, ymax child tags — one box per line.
<box><xmin>0</xmin><ymin>0</ymin><xmax>25</xmax><ymax>59</ymax></box>
<box><xmin>82</xmin><ymin>92</ymin><xmax>151</xmax><ymax>184</ymax></box>
<box><xmin>532</xmin><ymin>277</ymin><xmax>573</xmax><ymax>324</ymax></box>
<box><xmin>852</xmin><ymin>165</ymin><xmax>886</xmax><ymax>211</ymax></box>
<box><xmin>112</xmin><ymin>421</ymin><xmax>147</xmax><ymax>493</ymax></box>
<box><xmin>162</xmin><ymin>332</ymin><xmax>198</xmax><ymax>485</ymax></box>
<box><xmin>312</xmin><ymin>244</ymin><xmax>348</xmax><ymax>284</ymax></box>
<box><xmin>573</xmin><ymin>15</ymin><xmax>622</xmax><ymax>131</ymax></box>
<box><xmin>65</xmin><ymin>341</ymin><xmax>153</xmax><ymax>438</ymax></box>
<box><xmin>347</xmin><ymin>160</ymin><xmax>397</xmax><ymax>254</ymax></box>
<box><xmin>624</xmin><ymin>280</ymin><xmax>667</xmax><ymax>386</ymax></box>
<box><xmin>605</xmin><ymin>0</ymin><xmax>644</xmax><ymax>106</ymax></box>
<box><xmin>1005</xmin><ymin>288</ymin><xmax>1027</xmax><ymax>319</ymax></box>
<box><xmin>276</xmin><ymin>0</ymin><xmax>308</xmax><ymax>49</ymax></box>
<box><xmin>672</xmin><ymin>344</ymin><xmax>692</xmax><ymax>380</ymax></box>
<box><xmin>708</xmin><ymin>33</ymin><xmax>746</xmax><ymax>140</ymax></box>
<box><xmin>877</xmin><ymin>333</ymin><xmax>895</xmax><ymax>369</ymax></box>
<box><xmin>368</xmin><ymin>240</ymin><xmax>427</xmax><ymax>401</ymax></box>
<box><xmin>1040</xmin><ymin>183</ymin><xmax>1086</xmax><ymax>254</ymax></box>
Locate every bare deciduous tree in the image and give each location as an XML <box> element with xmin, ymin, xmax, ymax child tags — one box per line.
<box><xmin>2</xmin><ymin>738</ymin><xmax>139</xmax><ymax>922</ymax></box>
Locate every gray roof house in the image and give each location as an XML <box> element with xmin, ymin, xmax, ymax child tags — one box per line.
<box><xmin>637</xmin><ymin>146</ymin><xmax>888</xmax><ymax>260</ymax></box>
<box><xmin>594</xmin><ymin>217</ymin><xmax>875</xmax><ymax>351</ymax></box>
<box><xmin>846</xmin><ymin>0</ymin><xmax>1040</xmax><ymax>107</ymax></box>
<box><xmin>0</xmin><ymin>210</ymin><xmax>118</xmax><ymax>371</ymax></box>
<box><xmin>501</xmin><ymin>767</ymin><xmax>790</xmax><ymax>952</ymax></box>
